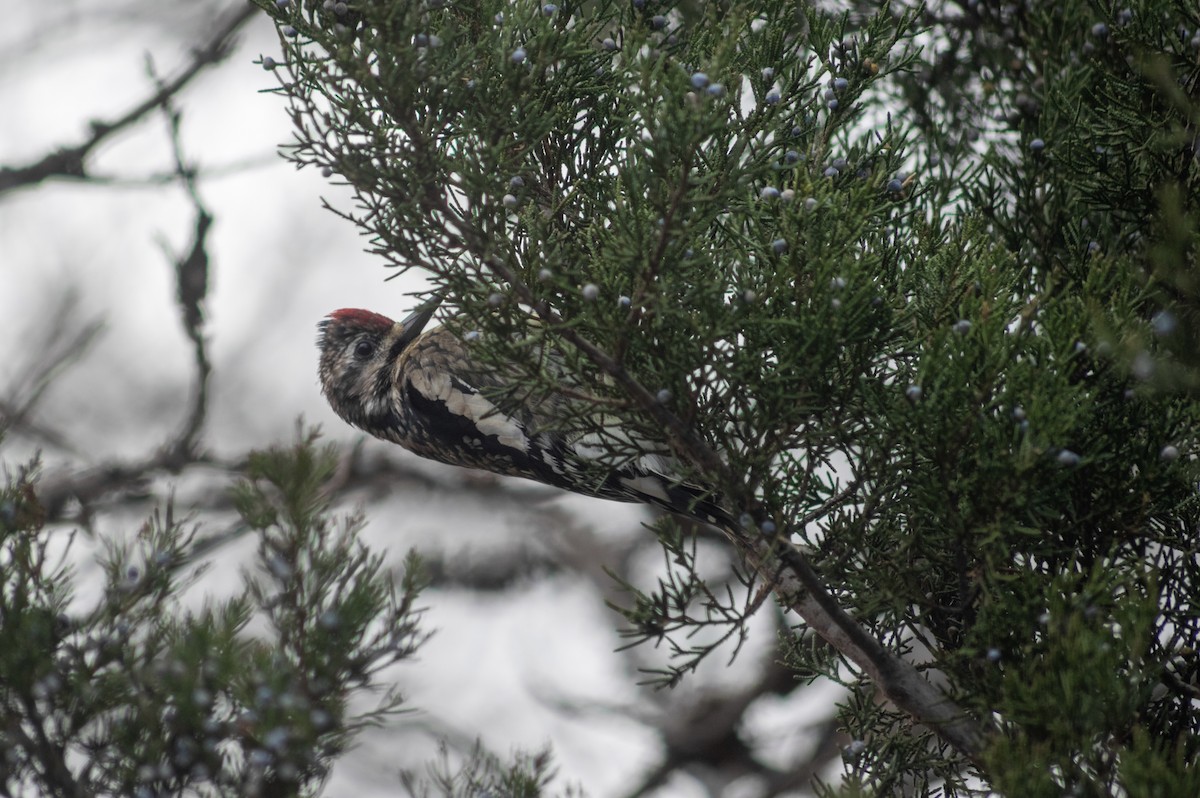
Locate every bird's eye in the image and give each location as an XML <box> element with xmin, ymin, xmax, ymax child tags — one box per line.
<box><xmin>353</xmin><ymin>340</ymin><xmax>375</xmax><ymax>360</ymax></box>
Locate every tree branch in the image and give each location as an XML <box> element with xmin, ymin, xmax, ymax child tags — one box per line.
<box><xmin>0</xmin><ymin>2</ymin><xmax>258</xmax><ymax>196</ymax></box>
<box><xmin>154</xmin><ymin>78</ymin><xmax>213</xmax><ymax>463</ymax></box>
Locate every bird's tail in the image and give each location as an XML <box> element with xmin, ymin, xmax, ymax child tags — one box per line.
<box><xmin>610</xmin><ymin>463</ymin><xmax>736</xmax><ymax>530</ymax></box>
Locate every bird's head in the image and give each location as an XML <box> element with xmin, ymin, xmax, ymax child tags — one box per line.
<box><xmin>316</xmin><ymin>298</ymin><xmax>441</xmax><ymax>431</ymax></box>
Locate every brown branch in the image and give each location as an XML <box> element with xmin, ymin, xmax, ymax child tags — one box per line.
<box><xmin>753</xmin><ymin>534</ymin><xmax>990</xmax><ymax>761</ymax></box>
<box><xmin>154</xmin><ymin>80</ymin><xmax>213</xmax><ymax>462</ymax></box>
<box><xmin>0</xmin><ymin>2</ymin><xmax>258</xmax><ymax>196</ymax></box>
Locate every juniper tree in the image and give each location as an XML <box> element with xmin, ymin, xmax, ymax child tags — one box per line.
<box><xmin>243</xmin><ymin>0</ymin><xmax>1200</xmax><ymax>794</ymax></box>
<box><xmin>0</xmin><ymin>431</ymin><xmax>427</xmax><ymax>796</ymax></box>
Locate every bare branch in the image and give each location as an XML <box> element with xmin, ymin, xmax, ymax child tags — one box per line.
<box><xmin>0</xmin><ymin>293</ymin><xmax>104</xmax><ymax>454</ymax></box>
<box><xmin>154</xmin><ymin>77</ymin><xmax>213</xmax><ymax>464</ymax></box>
<box><xmin>0</xmin><ymin>2</ymin><xmax>258</xmax><ymax>197</ymax></box>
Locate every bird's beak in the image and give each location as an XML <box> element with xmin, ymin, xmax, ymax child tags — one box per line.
<box><xmin>396</xmin><ymin>291</ymin><xmax>445</xmax><ymax>347</ymax></box>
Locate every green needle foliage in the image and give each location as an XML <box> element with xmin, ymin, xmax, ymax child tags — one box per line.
<box><xmin>254</xmin><ymin>0</ymin><xmax>1199</xmax><ymax>793</ymax></box>
<box><xmin>0</xmin><ymin>429</ymin><xmax>427</xmax><ymax>797</ymax></box>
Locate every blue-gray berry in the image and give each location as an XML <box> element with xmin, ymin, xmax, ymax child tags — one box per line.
<box><xmin>1132</xmin><ymin>350</ymin><xmax>1155</xmax><ymax>380</ymax></box>
<box><xmin>262</xmin><ymin>57</ymin><xmax>277</xmax><ymax>70</ymax></box>
<box><xmin>264</xmin><ymin>727</ymin><xmax>290</xmax><ymax>752</ymax></box>
<box><xmin>603</xmin><ymin>37</ymin><xmax>617</xmax><ymax>51</ymax></box>
<box><xmin>656</xmin><ymin>388</ymin><xmax>672</xmax><ymax>403</ymax></box>
<box><xmin>1151</xmin><ymin>310</ymin><xmax>1176</xmax><ymax>336</ymax></box>
<box><xmin>842</xmin><ymin>740</ymin><xmax>867</xmax><ymax>762</ymax></box>
<box><xmin>765</xmin><ymin>88</ymin><xmax>781</xmax><ymax>105</ymax></box>
<box><xmin>581</xmin><ymin>283</ymin><xmax>600</xmax><ymax>301</ymax></box>
<box><xmin>1056</xmin><ymin>449</ymin><xmax>1081</xmax><ymax>466</ymax></box>
<box><xmin>502</xmin><ymin>193</ymin><xmax>519</xmax><ymax>208</ymax></box>
<box><xmin>760</xmin><ymin>186</ymin><xmax>781</xmax><ymax>200</ymax></box>
<box><xmin>1161</xmin><ymin>445</ymin><xmax>1180</xmax><ymax>462</ymax></box>
<box><xmin>953</xmin><ymin>319</ymin><xmax>972</xmax><ymax>335</ymax></box>
<box><xmin>706</xmin><ymin>83</ymin><xmax>725</xmax><ymax>96</ymax></box>
<box><xmin>511</xmin><ymin>47</ymin><xmax>527</xmax><ymax>63</ymax></box>
<box><xmin>905</xmin><ymin>384</ymin><xmax>923</xmax><ymax>401</ymax></box>
<box><xmin>771</xmin><ymin>238</ymin><xmax>787</xmax><ymax>254</ymax></box>
<box><xmin>833</xmin><ymin>77</ymin><xmax>849</xmax><ymax>91</ymax></box>
<box><xmin>1030</xmin><ymin>138</ymin><xmax>1045</xmax><ymax>152</ymax></box>
<box><xmin>690</xmin><ymin>72</ymin><xmax>709</xmax><ymax>89</ymax></box>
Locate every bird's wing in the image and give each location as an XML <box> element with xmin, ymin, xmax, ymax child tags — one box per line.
<box><xmin>402</xmin><ymin>331</ymin><xmax>731</xmax><ymax>524</ymax></box>
<box><xmin>403</xmin><ymin>365</ymin><xmax>598</xmax><ymax>492</ymax></box>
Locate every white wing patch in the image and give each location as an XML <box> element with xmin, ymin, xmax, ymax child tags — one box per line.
<box><xmin>619</xmin><ymin>474</ymin><xmax>672</xmax><ymax>503</ymax></box>
<box><xmin>424</xmin><ymin>372</ymin><xmax>529</xmax><ymax>453</ymax></box>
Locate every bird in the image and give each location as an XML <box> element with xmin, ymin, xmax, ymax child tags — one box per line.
<box><xmin>316</xmin><ymin>296</ymin><xmax>733</xmax><ymax>527</ymax></box>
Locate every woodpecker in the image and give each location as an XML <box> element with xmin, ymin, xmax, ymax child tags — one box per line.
<box><xmin>316</xmin><ymin>298</ymin><xmax>732</xmax><ymax>526</ymax></box>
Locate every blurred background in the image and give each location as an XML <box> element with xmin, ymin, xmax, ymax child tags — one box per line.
<box><xmin>0</xmin><ymin>2</ymin><xmax>844</xmax><ymax>795</ymax></box>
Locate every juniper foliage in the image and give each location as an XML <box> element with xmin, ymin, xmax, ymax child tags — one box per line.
<box><xmin>255</xmin><ymin>0</ymin><xmax>1199</xmax><ymax>793</ymax></box>
<box><xmin>0</xmin><ymin>430</ymin><xmax>426</xmax><ymax>796</ymax></box>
